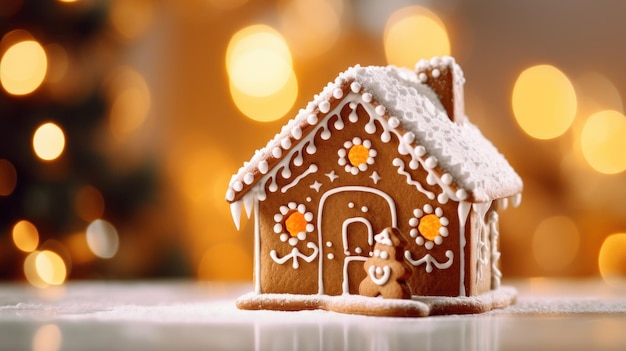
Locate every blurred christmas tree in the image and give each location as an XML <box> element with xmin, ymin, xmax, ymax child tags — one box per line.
<box><xmin>0</xmin><ymin>0</ymin><xmax>168</xmax><ymax>283</ymax></box>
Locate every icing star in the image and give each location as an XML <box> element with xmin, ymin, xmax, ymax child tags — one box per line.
<box><xmin>369</xmin><ymin>171</ymin><xmax>381</xmax><ymax>184</ymax></box>
<box><xmin>325</xmin><ymin>171</ymin><xmax>339</xmax><ymax>182</ymax></box>
<box><xmin>310</xmin><ymin>181</ymin><xmax>322</xmax><ymax>192</ymax></box>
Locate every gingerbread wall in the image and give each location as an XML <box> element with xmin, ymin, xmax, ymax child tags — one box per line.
<box><xmin>252</xmin><ymin>89</ymin><xmax>495</xmax><ymax>297</ymax></box>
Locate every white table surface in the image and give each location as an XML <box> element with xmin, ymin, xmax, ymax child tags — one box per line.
<box><xmin>1</xmin><ymin>279</ymin><xmax>625</xmax><ymax>351</ymax></box>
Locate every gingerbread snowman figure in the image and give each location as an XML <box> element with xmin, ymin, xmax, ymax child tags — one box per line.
<box><xmin>359</xmin><ymin>227</ymin><xmax>413</xmax><ymax>299</ymax></box>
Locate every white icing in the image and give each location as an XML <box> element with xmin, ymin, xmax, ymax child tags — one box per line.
<box><xmin>319</xmin><ymin>101</ymin><xmax>330</xmax><ymax>113</ymax></box>
<box><xmin>368</xmin><ymin>265</ymin><xmax>391</xmax><ymax>286</ymax></box>
<box><xmin>230</xmin><ymin>201</ymin><xmax>242</xmax><ymax>231</ymax></box>
<box><xmin>374</xmin><ymin>228</ymin><xmax>394</xmax><ymax>246</ymax></box>
<box><xmin>488</xmin><ymin>211</ymin><xmax>502</xmax><ymax>288</ymax></box>
<box><xmin>457</xmin><ymin>201</ymin><xmax>472</xmax><ymax>297</ymax></box>
<box><xmin>310</xmin><ymin>181</ymin><xmax>322</xmax><ymax>192</ymax></box>
<box><xmin>325</xmin><ymin>170</ymin><xmax>338</xmax><ymax>182</ymax></box>
<box><xmin>350</xmin><ymin>81</ymin><xmax>361</xmax><ymax>93</ymax></box>
<box><xmin>392</xmin><ymin>158</ymin><xmax>435</xmax><ymax>200</ymax></box>
<box><xmin>342</xmin><ymin>256</ymin><xmax>368</xmax><ymax>294</ymax></box>
<box><xmin>281</xmin><ymin>164</ymin><xmax>318</xmax><ymax>193</ymax></box>
<box><xmin>341</xmin><ymin>218</ymin><xmax>374</xmax><ymax>252</ymax></box>
<box><xmin>243</xmin><ymin>192</ymin><xmax>254</xmax><ymax>219</ymax></box>
<box><xmin>369</xmin><ymin>171</ymin><xmax>381</xmax><ymax>184</ymax></box>
<box><xmin>253</xmin><ymin>198</ymin><xmax>261</xmax><ymax>293</ymax></box>
<box><xmin>405</xmin><ymin>250</ymin><xmax>454</xmax><ymax>273</ymax></box>
<box><xmin>270</xmin><ymin>242</ymin><xmax>319</xmax><ymax>269</ymax></box>
<box><xmin>472</xmin><ymin>201</ymin><xmax>492</xmax><ymax>282</ymax></box>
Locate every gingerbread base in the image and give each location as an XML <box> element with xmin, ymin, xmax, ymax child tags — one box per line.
<box><xmin>236</xmin><ymin>286</ymin><xmax>517</xmax><ymax>317</ymax></box>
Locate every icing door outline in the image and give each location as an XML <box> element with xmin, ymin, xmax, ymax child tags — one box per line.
<box><xmin>317</xmin><ymin>186</ymin><xmax>397</xmax><ymax>295</ymax></box>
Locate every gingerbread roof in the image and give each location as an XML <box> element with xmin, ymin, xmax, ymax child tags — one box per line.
<box><xmin>226</xmin><ymin>57</ymin><xmax>523</xmax><ymax>206</ymax></box>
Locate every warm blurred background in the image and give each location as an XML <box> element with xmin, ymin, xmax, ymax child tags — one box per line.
<box><xmin>1</xmin><ymin>0</ymin><xmax>626</xmax><ymax>289</ymax></box>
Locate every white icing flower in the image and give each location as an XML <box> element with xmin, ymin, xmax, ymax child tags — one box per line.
<box><xmin>273</xmin><ymin>202</ymin><xmax>314</xmax><ymax>246</ymax></box>
<box><xmin>337</xmin><ymin>137</ymin><xmax>377</xmax><ymax>175</ymax></box>
<box><xmin>408</xmin><ymin>204</ymin><xmax>448</xmax><ymax>250</ymax></box>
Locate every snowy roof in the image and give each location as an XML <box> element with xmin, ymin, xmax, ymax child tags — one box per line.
<box><xmin>226</xmin><ymin>57</ymin><xmax>523</xmax><ymax>204</ymax></box>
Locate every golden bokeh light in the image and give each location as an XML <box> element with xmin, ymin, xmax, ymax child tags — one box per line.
<box><xmin>198</xmin><ymin>242</ymin><xmax>252</xmax><ymax>281</ymax></box>
<box><xmin>512</xmin><ymin>64</ymin><xmax>577</xmax><ymax>140</ymax></box>
<box><xmin>279</xmin><ymin>0</ymin><xmax>343</xmax><ymax>58</ymax></box>
<box><xmin>532</xmin><ymin>216</ymin><xmax>580</xmax><ymax>272</ymax></box>
<box><xmin>12</xmin><ymin>219</ymin><xmax>39</xmax><ymax>253</ymax></box>
<box><xmin>32</xmin><ymin>122</ymin><xmax>65</xmax><ymax>161</ymax></box>
<box><xmin>74</xmin><ymin>185</ymin><xmax>105</xmax><ymax>222</ymax></box>
<box><xmin>0</xmin><ymin>158</ymin><xmax>17</xmax><ymax>196</ymax></box>
<box><xmin>24</xmin><ymin>250</ymin><xmax>67</xmax><ymax>288</ymax></box>
<box><xmin>226</xmin><ymin>24</ymin><xmax>293</xmax><ymax>97</ymax></box>
<box><xmin>580</xmin><ymin>110</ymin><xmax>626</xmax><ymax>174</ymax></box>
<box><xmin>86</xmin><ymin>219</ymin><xmax>119</xmax><ymax>259</ymax></box>
<box><xmin>32</xmin><ymin>324</ymin><xmax>62</xmax><ymax>351</ymax></box>
<box><xmin>36</xmin><ymin>250</ymin><xmax>67</xmax><ymax>285</ymax></box>
<box><xmin>598</xmin><ymin>233</ymin><xmax>626</xmax><ymax>285</ymax></box>
<box><xmin>24</xmin><ymin>251</ymin><xmax>47</xmax><ymax>288</ymax></box>
<box><xmin>110</xmin><ymin>0</ymin><xmax>155</xmax><ymax>39</ymax></box>
<box><xmin>383</xmin><ymin>6</ymin><xmax>450</xmax><ymax>68</ymax></box>
<box><xmin>106</xmin><ymin>67</ymin><xmax>151</xmax><ymax>138</ymax></box>
<box><xmin>65</xmin><ymin>231</ymin><xmax>95</xmax><ymax>265</ymax></box>
<box><xmin>44</xmin><ymin>43</ymin><xmax>69</xmax><ymax>84</ymax></box>
<box><xmin>229</xmin><ymin>69</ymin><xmax>298</xmax><ymax>122</ymax></box>
<box><xmin>0</xmin><ymin>39</ymin><xmax>47</xmax><ymax>95</ymax></box>
<box><xmin>574</xmin><ymin>73</ymin><xmax>623</xmax><ymax>115</ymax></box>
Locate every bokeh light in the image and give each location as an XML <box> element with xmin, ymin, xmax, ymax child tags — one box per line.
<box><xmin>580</xmin><ymin>110</ymin><xmax>626</xmax><ymax>174</ymax></box>
<box><xmin>229</xmin><ymin>72</ymin><xmax>298</xmax><ymax>123</ymax></box>
<box><xmin>44</xmin><ymin>43</ymin><xmax>69</xmax><ymax>84</ymax></box>
<box><xmin>279</xmin><ymin>0</ymin><xmax>343</xmax><ymax>58</ymax></box>
<box><xmin>32</xmin><ymin>324</ymin><xmax>62</xmax><ymax>351</ymax></box>
<box><xmin>226</xmin><ymin>24</ymin><xmax>297</xmax><ymax>122</ymax></box>
<box><xmin>24</xmin><ymin>250</ymin><xmax>67</xmax><ymax>287</ymax></box>
<box><xmin>74</xmin><ymin>185</ymin><xmax>105</xmax><ymax>222</ymax></box>
<box><xmin>106</xmin><ymin>67</ymin><xmax>151</xmax><ymax>138</ymax></box>
<box><xmin>512</xmin><ymin>64</ymin><xmax>577</xmax><ymax>140</ymax></box>
<box><xmin>32</xmin><ymin>122</ymin><xmax>65</xmax><ymax>161</ymax></box>
<box><xmin>65</xmin><ymin>232</ymin><xmax>96</xmax><ymax>265</ymax></box>
<box><xmin>383</xmin><ymin>6</ymin><xmax>450</xmax><ymax>68</ymax></box>
<box><xmin>109</xmin><ymin>0</ymin><xmax>155</xmax><ymax>39</ymax></box>
<box><xmin>532</xmin><ymin>216</ymin><xmax>580</xmax><ymax>272</ymax></box>
<box><xmin>0</xmin><ymin>158</ymin><xmax>17</xmax><ymax>196</ymax></box>
<box><xmin>36</xmin><ymin>250</ymin><xmax>67</xmax><ymax>285</ymax></box>
<box><xmin>86</xmin><ymin>219</ymin><xmax>119</xmax><ymax>259</ymax></box>
<box><xmin>226</xmin><ymin>25</ymin><xmax>293</xmax><ymax>97</ymax></box>
<box><xmin>12</xmin><ymin>219</ymin><xmax>39</xmax><ymax>253</ymax></box>
<box><xmin>0</xmin><ymin>39</ymin><xmax>47</xmax><ymax>95</ymax></box>
<box><xmin>598</xmin><ymin>233</ymin><xmax>626</xmax><ymax>286</ymax></box>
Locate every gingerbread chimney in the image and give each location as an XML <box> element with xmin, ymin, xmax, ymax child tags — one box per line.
<box><xmin>416</xmin><ymin>56</ymin><xmax>466</xmax><ymax>123</ymax></box>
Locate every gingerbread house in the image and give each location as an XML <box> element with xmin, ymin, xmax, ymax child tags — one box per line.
<box><xmin>226</xmin><ymin>56</ymin><xmax>522</xmax><ymax>313</ymax></box>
